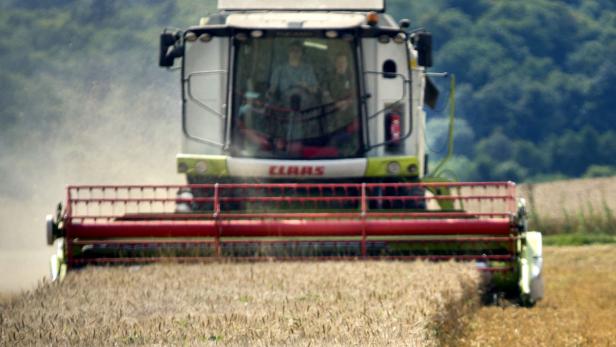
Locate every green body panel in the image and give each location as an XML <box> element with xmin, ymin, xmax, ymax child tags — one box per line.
<box><xmin>364</xmin><ymin>156</ymin><xmax>419</xmax><ymax>178</ymax></box>
<box><xmin>177</xmin><ymin>154</ymin><xmax>422</xmax><ymax>179</ymax></box>
<box><xmin>177</xmin><ymin>154</ymin><xmax>228</xmax><ymax>177</ymax></box>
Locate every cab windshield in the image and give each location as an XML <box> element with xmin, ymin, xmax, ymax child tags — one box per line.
<box><xmin>231</xmin><ymin>35</ymin><xmax>361</xmax><ymax>159</ymax></box>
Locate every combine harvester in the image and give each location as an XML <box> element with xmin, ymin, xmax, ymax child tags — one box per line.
<box><xmin>46</xmin><ymin>0</ymin><xmax>543</xmax><ymax>305</ymax></box>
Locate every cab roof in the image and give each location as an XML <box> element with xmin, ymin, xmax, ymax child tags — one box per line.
<box><xmin>218</xmin><ymin>0</ymin><xmax>385</xmax><ymax>12</ymax></box>
<box><xmin>225</xmin><ymin>12</ymin><xmax>367</xmax><ymax>29</ymax></box>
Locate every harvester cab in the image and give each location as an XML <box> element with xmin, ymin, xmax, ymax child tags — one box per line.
<box><xmin>162</xmin><ymin>1</ymin><xmax>433</xmax><ymax>182</ymax></box>
<box><xmin>47</xmin><ymin>0</ymin><xmax>543</xmax><ymax>306</ymax></box>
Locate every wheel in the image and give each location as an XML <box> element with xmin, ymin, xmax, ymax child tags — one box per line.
<box><xmin>46</xmin><ymin>214</ymin><xmax>55</xmax><ymax>246</ymax></box>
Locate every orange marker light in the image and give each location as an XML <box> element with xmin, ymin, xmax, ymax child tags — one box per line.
<box><xmin>366</xmin><ymin>11</ymin><xmax>379</xmax><ymax>26</ymax></box>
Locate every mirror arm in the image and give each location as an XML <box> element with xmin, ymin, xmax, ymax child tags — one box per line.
<box><xmin>430</xmin><ymin>74</ymin><xmax>456</xmax><ymax>177</ymax></box>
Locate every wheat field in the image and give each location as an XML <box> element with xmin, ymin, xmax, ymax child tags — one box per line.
<box><xmin>519</xmin><ymin>177</ymin><xmax>616</xmax><ymax>232</ymax></box>
<box><xmin>460</xmin><ymin>244</ymin><xmax>616</xmax><ymax>346</ymax></box>
<box><xmin>2</xmin><ymin>177</ymin><xmax>615</xmax><ymax>345</ymax></box>
<box><xmin>0</xmin><ymin>261</ymin><xmax>480</xmax><ymax>346</ymax></box>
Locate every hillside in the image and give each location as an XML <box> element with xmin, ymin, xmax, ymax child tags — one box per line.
<box><xmin>401</xmin><ymin>0</ymin><xmax>616</xmax><ymax>181</ymax></box>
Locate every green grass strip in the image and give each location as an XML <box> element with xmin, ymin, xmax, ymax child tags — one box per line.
<box><xmin>543</xmin><ymin>233</ymin><xmax>616</xmax><ymax>246</ymax></box>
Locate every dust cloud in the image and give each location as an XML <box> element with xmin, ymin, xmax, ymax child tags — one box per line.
<box><xmin>0</xmin><ymin>74</ymin><xmax>184</xmax><ymax>292</ymax></box>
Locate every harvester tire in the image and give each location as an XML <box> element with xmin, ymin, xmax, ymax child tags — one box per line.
<box><xmin>46</xmin><ymin>214</ymin><xmax>55</xmax><ymax>246</ymax></box>
<box><xmin>520</xmin><ymin>291</ymin><xmax>540</xmax><ymax>307</ymax></box>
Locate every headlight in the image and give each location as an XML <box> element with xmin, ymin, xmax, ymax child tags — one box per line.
<box><xmin>378</xmin><ymin>35</ymin><xmax>390</xmax><ymax>44</ymax></box>
<box><xmin>195</xmin><ymin>161</ymin><xmax>208</xmax><ymax>174</ymax></box>
<box><xmin>199</xmin><ymin>33</ymin><xmax>212</xmax><ymax>42</ymax></box>
<box><xmin>175</xmin><ymin>189</ymin><xmax>194</xmax><ymax>213</ymax></box>
<box><xmin>325</xmin><ymin>30</ymin><xmax>338</xmax><ymax>39</ymax></box>
<box><xmin>235</xmin><ymin>32</ymin><xmax>248</xmax><ymax>42</ymax></box>
<box><xmin>386</xmin><ymin>161</ymin><xmax>401</xmax><ymax>175</ymax></box>
<box><xmin>185</xmin><ymin>31</ymin><xmax>197</xmax><ymax>42</ymax></box>
<box><xmin>178</xmin><ymin>190</ymin><xmax>194</xmax><ymax>200</ymax></box>
<box><xmin>394</xmin><ymin>33</ymin><xmax>406</xmax><ymax>44</ymax></box>
<box><xmin>178</xmin><ymin>162</ymin><xmax>188</xmax><ymax>173</ymax></box>
<box><xmin>407</xmin><ymin>164</ymin><xmax>418</xmax><ymax>175</ymax></box>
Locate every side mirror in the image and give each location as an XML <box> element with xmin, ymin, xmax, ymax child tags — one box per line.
<box><xmin>413</xmin><ymin>31</ymin><xmax>433</xmax><ymax>68</ymax></box>
<box><xmin>424</xmin><ymin>76</ymin><xmax>439</xmax><ymax>109</ymax></box>
<box><xmin>159</xmin><ymin>31</ymin><xmax>183</xmax><ymax>67</ymax></box>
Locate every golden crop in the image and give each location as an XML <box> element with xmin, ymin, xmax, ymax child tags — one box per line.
<box><xmin>1</xmin><ymin>261</ymin><xmax>480</xmax><ymax>346</ymax></box>
<box><xmin>520</xmin><ymin>177</ymin><xmax>616</xmax><ymax>219</ymax></box>
<box><xmin>460</xmin><ymin>245</ymin><xmax>616</xmax><ymax>346</ymax></box>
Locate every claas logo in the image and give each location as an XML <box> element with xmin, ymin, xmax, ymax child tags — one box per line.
<box><xmin>268</xmin><ymin>165</ymin><xmax>325</xmax><ymax>176</ymax></box>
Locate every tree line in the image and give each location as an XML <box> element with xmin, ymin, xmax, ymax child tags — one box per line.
<box><xmin>391</xmin><ymin>0</ymin><xmax>616</xmax><ymax>181</ymax></box>
<box><xmin>0</xmin><ymin>0</ymin><xmax>614</xmax><ymax>183</ymax></box>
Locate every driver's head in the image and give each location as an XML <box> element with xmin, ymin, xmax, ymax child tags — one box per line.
<box><xmin>288</xmin><ymin>41</ymin><xmax>303</xmax><ymax>66</ymax></box>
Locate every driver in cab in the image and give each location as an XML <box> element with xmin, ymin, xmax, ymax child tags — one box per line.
<box><xmin>267</xmin><ymin>41</ymin><xmax>318</xmax><ymax>108</ymax></box>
